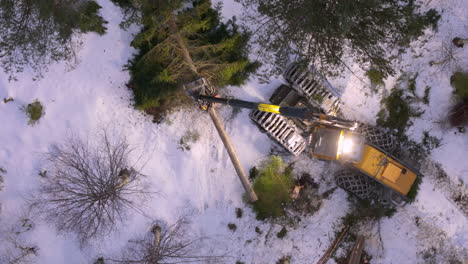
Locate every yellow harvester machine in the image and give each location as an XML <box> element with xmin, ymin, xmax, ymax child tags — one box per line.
<box><xmin>185</xmin><ymin>64</ymin><xmax>419</xmax><ymax>205</ymax></box>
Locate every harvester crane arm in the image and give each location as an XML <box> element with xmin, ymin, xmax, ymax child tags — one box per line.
<box><xmin>195</xmin><ymin>94</ymin><xmax>358</xmax><ymax>130</ymax></box>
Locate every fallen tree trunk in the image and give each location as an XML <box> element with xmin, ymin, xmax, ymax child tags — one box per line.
<box><xmin>348</xmin><ymin>235</ymin><xmax>365</xmax><ymax>264</ymax></box>
<box><xmin>168</xmin><ymin>15</ymin><xmax>257</xmax><ymax>202</ymax></box>
<box><xmin>208</xmin><ymin>108</ymin><xmax>258</xmax><ymax>201</ymax></box>
<box><xmin>316</xmin><ymin>225</ymin><xmax>350</xmax><ymax>264</ymax></box>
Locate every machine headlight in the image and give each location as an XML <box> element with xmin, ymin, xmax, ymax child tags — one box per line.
<box><xmin>342</xmin><ymin>138</ymin><xmax>354</xmax><ymax>154</ymax></box>
<box><xmin>337</xmin><ymin>131</ymin><xmax>365</xmax><ymax>162</ymax></box>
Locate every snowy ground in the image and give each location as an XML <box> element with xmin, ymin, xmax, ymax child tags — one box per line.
<box><xmin>0</xmin><ymin>0</ymin><xmax>467</xmax><ymax>263</ymax></box>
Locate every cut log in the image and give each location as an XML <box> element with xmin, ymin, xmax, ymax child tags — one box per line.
<box><xmin>151</xmin><ymin>225</ymin><xmax>162</xmax><ymax>252</ymax></box>
<box><xmin>453</xmin><ymin>37</ymin><xmax>468</xmax><ymax>48</ymax></box>
<box><xmin>208</xmin><ymin>108</ymin><xmax>258</xmax><ymax>201</ymax></box>
<box><xmin>316</xmin><ymin>225</ymin><xmax>350</xmax><ymax>264</ymax></box>
<box><xmin>348</xmin><ymin>236</ymin><xmax>365</xmax><ymax>264</ymax></box>
<box><xmin>291</xmin><ymin>185</ymin><xmax>304</xmax><ymax>200</ymax></box>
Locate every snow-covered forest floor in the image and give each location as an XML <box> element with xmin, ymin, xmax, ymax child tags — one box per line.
<box><xmin>0</xmin><ymin>0</ymin><xmax>467</xmax><ymax>263</ymax></box>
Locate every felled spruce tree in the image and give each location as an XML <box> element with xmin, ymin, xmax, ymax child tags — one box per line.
<box><xmin>125</xmin><ymin>0</ymin><xmax>259</xmax><ymax>120</ymax></box>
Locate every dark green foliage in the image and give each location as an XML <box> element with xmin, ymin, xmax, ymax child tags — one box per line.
<box><xmin>408</xmin><ymin>74</ymin><xmax>418</xmax><ymax>95</ymax></box>
<box><xmin>405</xmin><ymin>73</ymin><xmax>431</xmax><ymax>106</ymax></box>
<box><xmin>384</xmin><ymin>207</ymin><xmax>397</xmax><ymax>217</ymax></box>
<box><xmin>77</xmin><ymin>1</ymin><xmax>108</xmax><ymax>35</ymax></box>
<box><xmin>342</xmin><ymin>199</ymin><xmax>397</xmax><ymax>225</ymax></box>
<box><xmin>178</xmin><ymin>130</ymin><xmax>200</xmax><ymax>151</ymax></box>
<box><xmin>0</xmin><ymin>0</ymin><xmax>107</xmax><ymax>79</ymax></box>
<box><xmin>398</xmin><ymin>134</ymin><xmax>430</xmax><ymax>163</ymax></box>
<box><xmin>238</xmin><ymin>0</ymin><xmax>439</xmax><ymax>78</ymax></box>
<box><xmin>94</xmin><ymin>257</ymin><xmax>105</xmax><ymax>264</ymax></box>
<box><xmin>422</xmin><ymin>131</ymin><xmax>441</xmax><ymax>152</ymax></box>
<box><xmin>235</xmin><ymin>208</ymin><xmax>243</xmax><ymax>218</ymax></box>
<box><xmin>254</xmin><ymin>226</ymin><xmax>262</xmax><ymax>234</ymax></box>
<box><xmin>377</xmin><ymin>89</ymin><xmax>412</xmax><ymax>137</ymax></box>
<box><xmin>276</xmin><ymin>256</ymin><xmax>291</xmax><ymax>264</ymax></box>
<box><xmin>276</xmin><ymin>226</ymin><xmax>287</xmax><ymax>239</ymax></box>
<box><xmin>400</xmin><ymin>8</ymin><xmax>440</xmax><ymax>46</ymax></box>
<box><xmin>249</xmin><ymin>166</ymin><xmax>259</xmax><ymax>180</ymax></box>
<box><xmin>377</xmin><ymin>74</ymin><xmax>439</xmax><ymax>158</ymax></box>
<box><xmin>22</xmin><ymin>99</ymin><xmax>44</xmax><ymax>125</ymax></box>
<box><xmin>377</xmin><ymin>79</ymin><xmax>425</xmax><ymax>138</ymax></box>
<box><xmin>321</xmin><ymin>187</ymin><xmax>336</xmax><ymax>200</ymax></box>
<box><xmin>236</xmin><ymin>261</ymin><xmax>245</xmax><ymax>264</ymax></box>
<box><xmin>450</xmin><ymin>72</ymin><xmax>468</xmax><ymax>99</ymax></box>
<box><xmin>367</xmin><ymin>68</ymin><xmax>385</xmax><ymax>87</ymax></box>
<box><xmin>343</xmin><ymin>232</ymin><xmax>357</xmax><ymax>244</ymax></box>
<box><xmin>228</xmin><ymin>107</ymin><xmax>242</xmax><ymax>121</ymax></box>
<box><xmin>252</xmin><ymin>156</ymin><xmax>295</xmax><ymax>220</ymax></box>
<box><xmin>108</xmin><ymin>0</ymin><xmax>139</xmax><ymax>29</ymax></box>
<box><xmin>227</xmin><ymin>223</ymin><xmax>237</xmax><ymax>232</ymax></box>
<box><xmin>109</xmin><ymin>0</ymin><xmax>133</xmax><ymax>8</ymax></box>
<box><xmin>125</xmin><ymin>0</ymin><xmax>259</xmax><ymax>117</ymax></box>
<box><xmin>423</xmin><ymin>86</ymin><xmax>431</xmax><ymax>105</ymax></box>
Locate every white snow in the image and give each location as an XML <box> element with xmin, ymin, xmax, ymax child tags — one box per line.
<box><xmin>0</xmin><ymin>0</ymin><xmax>467</xmax><ymax>263</ymax></box>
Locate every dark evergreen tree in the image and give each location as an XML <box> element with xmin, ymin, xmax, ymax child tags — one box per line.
<box><xmin>0</xmin><ymin>0</ymin><xmax>107</xmax><ymax>79</ymax></box>
<box><xmin>120</xmin><ymin>0</ymin><xmax>259</xmax><ymax>120</ymax></box>
<box><xmin>237</xmin><ymin>0</ymin><xmax>440</xmax><ymax>77</ymax></box>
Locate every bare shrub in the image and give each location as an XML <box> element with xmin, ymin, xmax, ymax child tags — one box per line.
<box><xmin>30</xmin><ymin>131</ymin><xmax>149</xmax><ymax>245</ymax></box>
<box><xmin>110</xmin><ymin>217</ymin><xmax>223</xmax><ymax>264</ymax></box>
<box><xmin>0</xmin><ymin>216</ymin><xmax>38</xmax><ymax>264</ymax></box>
<box><xmin>429</xmin><ymin>41</ymin><xmax>459</xmax><ymax>72</ymax></box>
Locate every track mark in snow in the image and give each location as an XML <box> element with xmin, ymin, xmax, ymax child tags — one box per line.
<box><xmin>421</xmin><ymin>159</ymin><xmax>468</xmax><ymax>216</ymax></box>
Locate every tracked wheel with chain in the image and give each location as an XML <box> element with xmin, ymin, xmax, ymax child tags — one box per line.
<box><xmin>358</xmin><ymin>124</ymin><xmax>397</xmax><ymax>153</ymax></box>
<box><xmin>335</xmin><ymin>169</ymin><xmax>376</xmax><ymax>200</ymax></box>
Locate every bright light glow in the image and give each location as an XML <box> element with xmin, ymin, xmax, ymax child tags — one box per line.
<box><xmin>337</xmin><ymin>134</ymin><xmax>344</xmax><ymax>157</ymax></box>
<box><xmin>337</xmin><ymin>134</ymin><xmax>355</xmax><ymax>158</ymax></box>
<box><xmin>342</xmin><ymin>139</ymin><xmax>354</xmax><ymax>154</ymax></box>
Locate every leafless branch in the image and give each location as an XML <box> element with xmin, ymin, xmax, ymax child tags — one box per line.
<box><xmin>0</xmin><ymin>215</ymin><xmax>38</xmax><ymax>264</ymax></box>
<box><xmin>107</xmin><ymin>217</ymin><xmax>225</xmax><ymax>264</ymax></box>
<box><xmin>429</xmin><ymin>41</ymin><xmax>459</xmax><ymax>72</ymax></box>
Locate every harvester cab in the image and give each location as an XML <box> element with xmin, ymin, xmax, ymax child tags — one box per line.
<box><xmin>310</xmin><ymin>126</ymin><xmax>366</xmax><ymax>163</ymax></box>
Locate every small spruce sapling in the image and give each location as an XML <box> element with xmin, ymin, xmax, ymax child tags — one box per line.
<box><xmin>227</xmin><ymin>223</ymin><xmax>237</xmax><ymax>232</ymax></box>
<box><xmin>235</xmin><ymin>208</ymin><xmax>243</xmax><ymax>218</ymax></box>
<box><xmin>22</xmin><ymin>100</ymin><xmax>44</xmax><ymax>125</ymax></box>
<box><xmin>255</xmin><ymin>226</ymin><xmax>262</xmax><ymax>234</ymax></box>
<box><xmin>276</xmin><ymin>226</ymin><xmax>287</xmax><ymax>239</ymax></box>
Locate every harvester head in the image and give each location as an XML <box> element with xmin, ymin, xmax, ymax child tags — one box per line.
<box><xmin>183</xmin><ymin>78</ymin><xmax>216</xmax><ymax>100</ymax></box>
